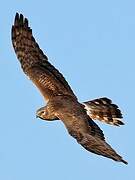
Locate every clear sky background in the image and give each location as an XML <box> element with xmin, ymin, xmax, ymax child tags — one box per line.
<box><xmin>0</xmin><ymin>0</ymin><xmax>134</xmax><ymax>179</ymax></box>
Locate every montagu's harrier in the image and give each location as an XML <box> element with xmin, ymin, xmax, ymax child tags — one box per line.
<box><xmin>12</xmin><ymin>13</ymin><xmax>127</xmax><ymax>164</ymax></box>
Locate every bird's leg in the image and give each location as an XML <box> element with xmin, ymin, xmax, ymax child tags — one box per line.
<box><xmin>36</xmin><ymin>106</ymin><xmax>59</xmax><ymax>121</ymax></box>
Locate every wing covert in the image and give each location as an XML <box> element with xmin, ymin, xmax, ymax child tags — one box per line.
<box><xmin>12</xmin><ymin>13</ymin><xmax>76</xmax><ymax>101</ymax></box>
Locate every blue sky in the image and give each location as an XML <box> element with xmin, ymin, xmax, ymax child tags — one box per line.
<box><xmin>0</xmin><ymin>0</ymin><xmax>134</xmax><ymax>179</ymax></box>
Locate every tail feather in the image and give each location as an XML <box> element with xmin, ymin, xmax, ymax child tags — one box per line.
<box><xmin>83</xmin><ymin>97</ymin><xmax>124</xmax><ymax>126</ymax></box>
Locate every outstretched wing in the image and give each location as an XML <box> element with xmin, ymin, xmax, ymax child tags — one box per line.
<box><xmin>12</xmin><ymin>13</ymin><xmax>76</xmax><ymax>101</ymax></box>
<box><xmin>50</xmin><ymin>96</ymin><xmax>127</xmax><ymax>164</ymax></box>
<box><xmin>84</xmin><ymin>97</ymin><xmax>124</xmax><ymax>126</ymax></box>
<box><xmin>65</xmin><ymin>114</ymin><xmax>127</xmax><ymax>164</ymax></box>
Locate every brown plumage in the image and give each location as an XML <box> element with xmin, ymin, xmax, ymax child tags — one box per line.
<box><xmin>12</xmin><ymin>13</ymin><xmax>127</xmax><ymax>164</ymax></box>
<box><xmin>12</xmin><ymin>13</ymin><xmax>76</xmax><ymax>102</ymax></box>
<box><xmin>84</xmin><ymin>97</ymin><xmax>124</xmax><ymax>126</ymax></box>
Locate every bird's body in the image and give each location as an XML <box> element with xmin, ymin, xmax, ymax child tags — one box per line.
<box><xmin>12</xmin><ymin>13</ymin><xmax>127</xmax><ymax>164</ymax></box>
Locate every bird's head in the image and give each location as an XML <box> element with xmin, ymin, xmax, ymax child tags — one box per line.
<box><xmin>36</xmin><ymin>106</ymin><xmax>47</xmax><ymax>120</ymax></box>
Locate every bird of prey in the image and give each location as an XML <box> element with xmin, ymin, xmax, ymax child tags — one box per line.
<box><xmin>12</xmin><ymin>13</ymin><xmax>127</xmax><ymax>164</ymax></box>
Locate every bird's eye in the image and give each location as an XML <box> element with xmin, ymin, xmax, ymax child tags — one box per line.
<box><xmin>41</xmin><ymin>111</ymin><xmax>44</xmax><ymax>115</ymax></box>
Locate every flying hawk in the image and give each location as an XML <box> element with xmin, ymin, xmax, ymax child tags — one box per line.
<box><xmin>12</xmin><ymin>13</ymin><xmax>127</xmax><ymax>164</ymax></box>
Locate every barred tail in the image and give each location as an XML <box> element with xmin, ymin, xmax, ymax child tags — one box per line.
<box><xmin>83</xmin><ymin>97</ymin><xmax>124</xmax><ymax>126</ymax></box>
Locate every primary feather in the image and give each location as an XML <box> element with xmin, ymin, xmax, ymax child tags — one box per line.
<box><xmin>12</xmin><ymin>13</ymin><xmax>127</xmax><ymax>164</ymax></box>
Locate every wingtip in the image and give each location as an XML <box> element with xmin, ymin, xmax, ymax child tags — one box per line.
<box><xmin>24</xmin><ymin>17</ymin><xmax>28</xmax><ymax>27</ymax></box>
<box><xmin>14</xmin><ymin>13</ymin><xmax>29</xmax><ymax>28</ymax></box>
<box><xmin>14</xmin><ymin>12</ymin><xmax>19</xmax><ymax>25</ymax></box>
<box><xmin>121</xmin><ymin>159</ymin><xmax>128</xmax><ymax>165</ymax></box>
<box><xmin>19</xmin><ymin>14</ymin><xmax>24</xmax><ymax>25</ymax></box>
<box><xmin>15</xmin><ymin>12</ymin><xmax>19</xmax><ymax>17</ymax></box>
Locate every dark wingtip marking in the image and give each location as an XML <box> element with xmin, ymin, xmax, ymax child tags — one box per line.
<box><xmin>14</xmin><ymin>13</ymin><xmax>29</xmax><ymax>28</ymax></box>
<box><xmin>14</xmin><ymin>12</ymin><xmax>19</xmax><ymax>25</ymax></box>
<box><xmin>24</xmin><ymin>17</ymin><xmax>28</xmax><ymax>27</ymax></box>
<box><xmin>121</xmin><ymin>159</ymin><xmax>128</xmax><ymax>165</ymax></box>
<box><xmin>15</xmin><ymin>12</ymin><xmax>19</xmax><ymax>18</ymax></box>
<box><xmin>19</xmin><ymin>14</ymin><xmax>24</xmax><ymax>26</ymax></box>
